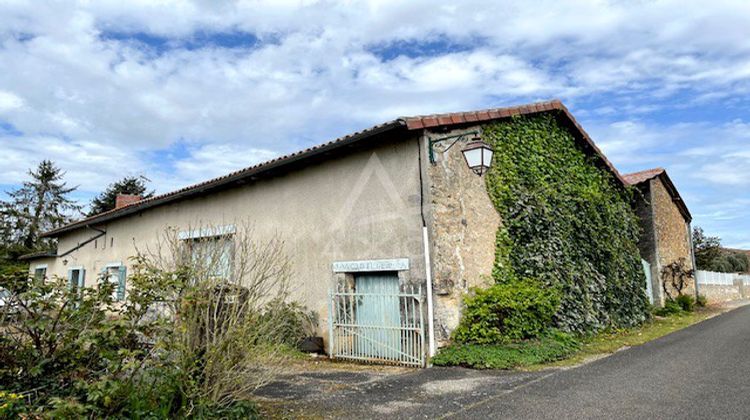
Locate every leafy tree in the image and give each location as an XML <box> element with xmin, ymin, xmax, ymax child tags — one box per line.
<box><xmin>693</xmin><ymin>227</ymin><xmax>749</xmax><ymax>273</ymax></box>
<box><xmin>0</xmin><ymin>204</ymin><xmax>26</xmax><ymax>276</ymax></box>
<box><xmin>693</xmin><ymin>227</ymin><xmax>722</xmax><ymax>270</ymax></box>
<box><xmin>87</xmin><ymin>176</ymin><xmax>154</xmax><ymax>216</ymax></box>
<box><xmin>3</xmin><ymin>160</ymin><xmax>81</xmax><ymax>250</ymax></box>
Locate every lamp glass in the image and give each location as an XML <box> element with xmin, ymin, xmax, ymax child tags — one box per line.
<box><xmin>461</xmin><ymin>140</ymin><xmax>494</xmax><ymax>175</ymax></box>
<box><xmin>463</xmin><ymin>147</ymin><xmax>483</xmax><ymax>169</ymax></box>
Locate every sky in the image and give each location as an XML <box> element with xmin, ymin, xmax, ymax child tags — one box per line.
<box><xmin>0</xmin><ymin>0</ymin><xmax>749</xmax><ymax>247</ymax></box>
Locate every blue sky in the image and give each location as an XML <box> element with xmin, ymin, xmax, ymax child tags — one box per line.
<box><xmin>1</xmin><ymin>0</ymin><xmax>749</xmax><ymax>247</ymax></box>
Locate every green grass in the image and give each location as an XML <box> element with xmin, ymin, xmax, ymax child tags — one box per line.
<box><xmin>525</xmin><ymin>305</ymin><xmax>722</xmax><ymax>370</ymax></box>
<box><xmin>431</xmin><ymin>330</ymin><xmax>580</xmax><ymax>369</ymax></box>
<box><xmin>432</xmin><ymin>305</ymin><xmax>724</xmax><ymax>371</ymax></box>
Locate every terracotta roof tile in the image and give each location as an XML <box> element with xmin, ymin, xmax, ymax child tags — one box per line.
<box><xmin>622</xmin><ymin>168</ymin><xmax>665</xmax><ymax>185</ymax></box>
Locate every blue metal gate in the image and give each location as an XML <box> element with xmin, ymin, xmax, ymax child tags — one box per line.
<box><xmin>328</xmin><ymin>275</ymin><xmax>424</xmax><ymax>367</ymax></box>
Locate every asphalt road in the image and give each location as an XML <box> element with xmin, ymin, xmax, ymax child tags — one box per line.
<box><xmin>258</xmin><ymin>304</ymin><xmax>750</xmax><ymax>419</ymax></box>
<box><xmin>449</xmin><ymin>304</ymin><xmax>750</xmax><ymax>419</ymax></box>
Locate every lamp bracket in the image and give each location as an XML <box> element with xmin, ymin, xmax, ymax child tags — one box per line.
<box><xmin>428</xmin><ymin>131</ymin><xmax>479</xmax><ymax>163</ymax></box>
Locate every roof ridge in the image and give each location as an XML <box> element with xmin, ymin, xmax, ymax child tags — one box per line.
<box><xmin>402</xmin><ymin>99</ymin><xmax>563</xmax><ymax>120</ymax></box>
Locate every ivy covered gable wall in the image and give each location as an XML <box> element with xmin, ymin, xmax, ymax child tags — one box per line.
<box><xmin>482</xmin><ymin>112</ymin><xmax>650</xmax><ymax>333</ymax></box>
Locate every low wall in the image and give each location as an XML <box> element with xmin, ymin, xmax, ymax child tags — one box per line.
<box><xmin>698</xmin><ymin>284</ymin><xmax>744</xmax><ymax>303</ymax></box>
<box><xmin>696</xmin><ymin>271</ymin><xmax>750</xmax><ymax>304</ymax></box>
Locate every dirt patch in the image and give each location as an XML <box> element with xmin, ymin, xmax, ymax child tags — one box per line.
<box><xmin>420</xmin><ymin>377</ymin><xmax>495</xmax><ymax>395</ymax></box>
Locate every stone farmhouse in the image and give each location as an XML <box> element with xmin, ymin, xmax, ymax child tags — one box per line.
<box><xmin>24</xmin><ymin>100</ymin><xmax>692</xmax><ymax>366</ymax></box>
<box><xmin>623</xmin><ymin>168</ymin><xmax>696</xmax><ymax>305</ymax></box>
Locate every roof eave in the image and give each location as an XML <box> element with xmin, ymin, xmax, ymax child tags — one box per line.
<box><xmin>41</xmin><ymin>119</ymin><xmax>407</xmax><ymax>238</ymax></box>
<box><xmin>656</xmin><ymin>172</ymin><xmax>693</xmax><ymax>223</ymax></box>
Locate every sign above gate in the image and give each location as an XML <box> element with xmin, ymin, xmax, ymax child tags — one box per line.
<box><xmin>332</xmin><ymin>258</ymin><xmax>409</xmax><ymax>273</ymax></box>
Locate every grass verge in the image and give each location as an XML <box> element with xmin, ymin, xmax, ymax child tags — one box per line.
<box><xmin>433</xmin><ymin>304</ymin><xmax>727</xmax><ymax>371</ymax></box>
<box><xmin>431</xmin><ymin>330</ymin><xmax>579</xmax><ymax>369</ymax></box>
<box><xmin>529</xmin><ymin>304</ymin><xmax>723</xmax><ymax>370</ymax></box>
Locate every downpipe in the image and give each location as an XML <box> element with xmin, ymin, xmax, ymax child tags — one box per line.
<box><xmin>423</xmin><ymin>226</ymin><xmax>436</xmax><ymax>359</ymax></box>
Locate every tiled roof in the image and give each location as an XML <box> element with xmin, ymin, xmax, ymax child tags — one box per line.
<box><xmin>42</xmin><ymin>99</ymin><xmax>624</xmax><ymax>237</ymax></box>
<box><xmin>403</xmin><ymin>99</ymin><xmax>625</xmax><ymax>185</ymax></box>
<box><xmin>622</xmin><ymin>168</ymin><xmax>665</xmax><ymax>185</ymax></box>
<box><xmin>623</xmin><ymin>167</ymin><xmax>692</xmax><ymax>222</ymax></box>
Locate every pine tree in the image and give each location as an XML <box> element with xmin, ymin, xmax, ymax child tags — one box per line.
<box><xmin>87</xmin><ymin>176</ymin><xmax>154</xmax><ymax>216</ymax></box>
<box><xmin>5</xmin><ymin>160</ymin><xmax>82</xmax><ymax>249</ymax></box>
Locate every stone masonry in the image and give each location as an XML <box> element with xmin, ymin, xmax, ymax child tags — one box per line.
<box><xmin>651</xmin><ymin>176</ymin><xmax>696</xmax><ymax>300</ymax></box>
<box><xmin>425</xmin><ymin>128</ymin><xmax>501</xmax><ymax>345</ymax></box>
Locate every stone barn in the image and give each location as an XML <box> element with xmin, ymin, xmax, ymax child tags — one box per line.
<box><xmin>624</xmin><ymin>168</ymin><xmax>697</xmax><ymax>305</ymax></box>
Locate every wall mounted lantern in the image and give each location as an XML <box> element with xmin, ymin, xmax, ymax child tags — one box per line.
<box><xmin>428</xmin><ymin>131</ymin><xmax>494</xmax><ymax>176</ymax></box>
<box><xmin>461</xmin><ymin>139</ymin><xmax>494</xmax><ymax>176</ymax></box>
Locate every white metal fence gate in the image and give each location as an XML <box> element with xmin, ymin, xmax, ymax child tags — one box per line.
<box><xmin>328</xmin><ymin>280</ymin><xmax>425</xmax><ymax>367</ymax></box>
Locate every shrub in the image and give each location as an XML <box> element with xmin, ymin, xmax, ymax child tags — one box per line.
<box><xmin>696</xmin><ymin>294</ymin><xmax>708</xmax><ymax>307</ymax></box>
<box><xmin>0</xmin><ymin>222</ymin><xmax>298</xmax><ymax>418</ymax></box>
<box><xmin>653</xmin><ymin>299</ymin><xmax>682</xmax><ymax>317</ymax></box>
<box><xmin>453</xmin><ymin>279</ymin><xmax>560</xmax><ymax>344</ymax></box>
<box><xmin>432</xmin><ymin>330</ymin><xmax>579</xmax><ymax>369</ymax></box>
<box><xmin>676</xmin><ymin>294</ymin><xmax>695</xmax><ymax>312</ymax></box>
<box><xmin>261</xmin><ymin>299</ymin><xmax>319</xmax><ymax>346</ymax></box>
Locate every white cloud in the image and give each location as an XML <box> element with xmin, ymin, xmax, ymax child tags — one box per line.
<box><xmin>168</xmin><ymin>144</ymin><xmax>278</xmax><ymax>191</ymax></box>
<box><xmin>1</xmin><ymin>0</ymin><xmax>750</xmax><ymax>246</ymax></box>
<box><xmin>589</xmin><ymin>117</ymin><xmax>750</xmax><ymax>248</ymax></box>
<box><xmin>0</xmin><ymin>90</ymin><xmax>23</xmax><ymax>112</ymax></box>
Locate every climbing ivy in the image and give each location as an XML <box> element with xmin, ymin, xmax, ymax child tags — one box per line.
<box><xmin>483</xmin><ymin>113</ymin><xmax>649</xmax><ymax>333</ymax></box>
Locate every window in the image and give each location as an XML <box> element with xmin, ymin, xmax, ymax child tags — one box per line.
<box><xmin>67</xmin><ymin>267</ymin><xmax>85</xmax><ymax>292</ymax></box>
<box><xmin>186</xmin><ymin>235</ymin><xmax>235</xmax><ymax>280</ymax></box>
<box><xmin>34</xmin><ymin>265</ymin><xmax>47</xmax><ymax>281</ymax></box>
<box><xmin>103</xmin><ymin>263</ymin><xmax>127</xmax><ymax>301</ymax></box>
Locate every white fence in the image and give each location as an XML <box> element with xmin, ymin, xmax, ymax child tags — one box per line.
<box><xmin>696</xmin><ymin>270</ymin><xmax>742</xmax><ymax>286</ymax></box>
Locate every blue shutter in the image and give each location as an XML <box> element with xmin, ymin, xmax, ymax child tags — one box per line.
<box><xmin>117</xmin><ymin>266</ymin><xmax>127</xmax><ymax>301</ymax></box>
<box><xmin>79</xmin><ymin>269</ymin><xmax>86</xmax><ymax>289</ymax></box>
<box><xmin>67</xmin><ymin>269</ymin><xmax>74</xmax><ymax>290</ymax></box>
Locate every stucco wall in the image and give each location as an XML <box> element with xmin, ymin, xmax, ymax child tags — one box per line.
<box><xmin>424</xmin><ymin>127</ymin><xmax>501</xmax><ymax>345</ymax></box>
<box><xmin>651</xmin><ymin>177</ymin><xmax>695</xmax><ymax>301</ymax></box>
<box><xmin>28</xmin><ymin>135</ymin><xmax>427</xmax><ymax>341</ymax></box>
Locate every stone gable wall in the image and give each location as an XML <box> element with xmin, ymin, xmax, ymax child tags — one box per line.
<box><xmin>651</xmin><ymin>177</ymin><xmax>695</xmax><ymax>300</ymax></box>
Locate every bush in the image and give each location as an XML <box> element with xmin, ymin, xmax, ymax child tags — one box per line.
<box><xmin>452</xmin><ymin>279</ymin><xmax>560</xmax><ymax>344</ymax></box>
<box><xmin>0</xmin><ymin>223</ymin><xmax>298</xmax><ymax>418</ymax></box>
<box><xmin>653</xmin><ymin>299</ymin><xmax>682</xmax><ymax>317</ymax></box>
<box><xmin>261</xmin><ymin>299</ymin><xmax>319</xmax><ymax>347</ymax></box>
<box><xmin>432</xmin><ymin>330</ymin><xmax>579</xmax><ymax>369</ymax></box>
<box><xmin>696</xmin><ymin>294</ymin><xmax>708</xmax><ymax>307</ymax></box>
<box><xmin>676</xmin><ymin>294</ymin><xmax>695</xmax><ymax>312</ymax></box>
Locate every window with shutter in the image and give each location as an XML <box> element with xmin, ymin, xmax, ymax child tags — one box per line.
<box><xmin>104</xmin><ymin>264</ymin><xmax>127</xmax><ymax>301</ymax></box>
